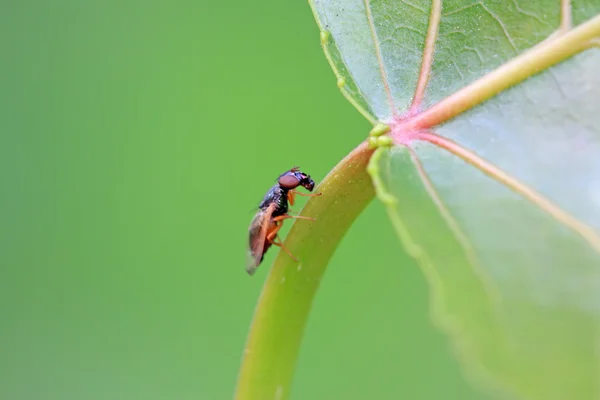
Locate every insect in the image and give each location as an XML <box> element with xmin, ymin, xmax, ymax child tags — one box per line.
<box><xmin>246</xmin><ymin>167</ymin><xmax>322</xmax><ymax>276</ymax></box>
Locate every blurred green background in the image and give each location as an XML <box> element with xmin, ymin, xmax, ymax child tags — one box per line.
<box><xmin>1</xmin><ymin>1</ymin><xmax>483</xmax><ymax>399</ymax></box>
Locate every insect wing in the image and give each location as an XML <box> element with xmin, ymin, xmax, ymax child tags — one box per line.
<box><xmin>246</xmin><ymin>203</ymin><xmax>275</xmax><ymax>275</ymax></box>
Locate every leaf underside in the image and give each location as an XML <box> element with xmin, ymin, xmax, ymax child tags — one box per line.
<box><xmin>238</xmin><ymin>1</ymin><xmax>600</xmax><ymax>399</ymax></box>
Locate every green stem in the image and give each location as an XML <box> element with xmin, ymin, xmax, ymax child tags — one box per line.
<box><xmin>235</xmin><ymin>142</ymin><xmax>375</xmax><ymax>400</ymax></box>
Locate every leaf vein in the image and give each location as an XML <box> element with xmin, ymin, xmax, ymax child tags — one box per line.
<box><xmin>400</xmin><ymin>0</ymin><xmax>428</xmax><ymax>15</ymax></box>
<box><xmin>561</xmin><ymin>0</ymin><xmax>572</xmax><ymax>31</ymax></box>
<box><xmin>407</xmin><ymin>146</ymin><xmax>506</xmax><ymax>322</ymax></box>
<box><xmin>363</xmin><ymin>0</ymin><xmax>396</xmax><ymax>115</ymax></box>
<box><xmin>418</xmin><ymin>132</ymin><xmax>600</xmax><ymax>255</ymax></box>
<box><xmin>411</xmin><ymin>0</ymin><xmax>442</xmax><ymax>111</ymax></box>
<box><xmin>479</xmin><ymin>2</ymin><xmax>518</xmax><ymax>52</ymax></box>
<box><xmin>510</xmin><ymin>0</ymin><xmax>551</xmax><ymax>27</ymax></box>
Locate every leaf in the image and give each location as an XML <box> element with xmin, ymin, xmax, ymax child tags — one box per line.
<box><xmin>310</xmin><ymin>0</ymin><xmax>600</xmax><ymax>398</ymax></box>
<box><xmin>237</xmin><ymin>1</ymin><xmax>600</xmax><ymax>399</ymax></box>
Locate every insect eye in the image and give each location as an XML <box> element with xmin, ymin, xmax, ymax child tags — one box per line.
<box><xmin>279</xmin><ymin>174</ymin><xmax>299</xmax><ymax>189</ymax></box>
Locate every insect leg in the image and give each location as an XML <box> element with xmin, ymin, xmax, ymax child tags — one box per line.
<box><xmin>264</xmin><ymin>223</ymin><xmax>298</xmax><ymax>261</ymax></box>
<box><xmin>290</xmin><ymin>190</ymin><xmax>323</xmax><ymax>198</ymax></box>
<box><xmin>266</xmin><ymin>223</ymin><xmax>283</xmax><ymax>242</ymax></box>
<box><xmin>271</xmin><ymin>214</ymin><xmax>316</xmax><ymax>222</ymax></box>
<box><xmin>271</xmin><ymin>238</ymin><xmax>298</xmax><ymax>262</ymax></box>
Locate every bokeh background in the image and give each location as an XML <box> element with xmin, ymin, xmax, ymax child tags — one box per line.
<box><xmin>1</xmin><ymin>1</ymin><xmax>483</xmax><ymax>399</ymax></box>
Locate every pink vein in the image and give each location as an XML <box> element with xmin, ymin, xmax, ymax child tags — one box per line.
<box><xmin>407</xmin><ymin>145</ymin><xmax>506</xmax><ymax>332</ymax></box>
<box><xmin>403</xmin><ymin>13</ymin><xmax>600</xmax><ymax>131</ymax></box>
<box><xmin>364</xmin><ymin>0</ymin><xmax>396</xmax><ymax>115</ymax></box>
<box><xmin>417</xmin><ymin>131</ymin><xmax>600</xmax><ymax>254</ymax></box>
<box><xmin>408</xmin><ymin>146</ymin><xmax>484</xmax><ymax>274</ymax></box>
<box><xmin>561</xmin><ymin>0</ymin><xmax>572</xmax><ymax>31</ymax></box>
<box><xmin>411</xmin><ymin>0</ymin><xmax>442</xmax><ymax>111</ymax></box>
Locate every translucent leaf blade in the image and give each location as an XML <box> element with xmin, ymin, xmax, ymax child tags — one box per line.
<box><xmin>437</xmin><ymin>49</ymin><xmax>600</xmax><ymax>231</ymax></box>
<box><xmin>372</xmin><ymin>146</ymin><xmax>600</xmax><ymax>399</ymax></box>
